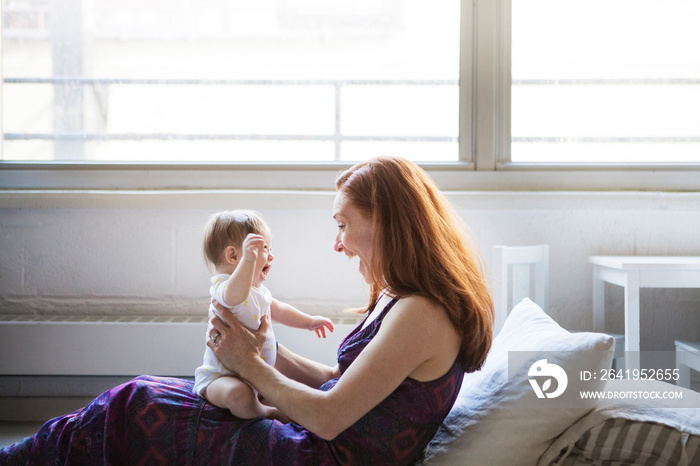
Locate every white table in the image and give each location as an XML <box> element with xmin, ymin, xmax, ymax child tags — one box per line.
<box><xmin>589</xmin><ymin>256</ymin><xmax>700</xmax><ymax>371</ymax></box>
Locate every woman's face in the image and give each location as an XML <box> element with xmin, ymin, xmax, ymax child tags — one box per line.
<box><xmin>333</xmin><ymin>190</ymin><xmax>374</xmax><ymax>283</ymax></box>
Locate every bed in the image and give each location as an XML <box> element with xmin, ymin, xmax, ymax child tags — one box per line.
<box><xmin>419</xmin><ymin>299</ymin><xmax>700</xmax><ymax>466</ymax></box>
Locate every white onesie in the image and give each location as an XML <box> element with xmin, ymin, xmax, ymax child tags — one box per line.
<box><xmin>193</xmin><ymin>274</ymin><xmax>277</xmax><ymax>397</ymax></box>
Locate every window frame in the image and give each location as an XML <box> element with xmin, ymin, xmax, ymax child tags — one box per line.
<box><xmin>1</xmin><ymin>0</ymin><xmax>698</xmax><ymax>192</ymax></box>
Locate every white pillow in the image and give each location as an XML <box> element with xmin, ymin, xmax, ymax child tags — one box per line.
<box><xmin>420</xmin><ymin>298</ymin><xmax>614</xmax><ymax>466</ymax></box>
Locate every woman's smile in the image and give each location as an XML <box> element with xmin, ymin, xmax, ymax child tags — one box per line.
<box><xmin>333</xmin><ymin>190</ymin><xmax>374</xmax><ymax>283</ymax></box>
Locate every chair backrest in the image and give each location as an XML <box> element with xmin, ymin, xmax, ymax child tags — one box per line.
<box><xmin>492</xmin><ymin>244</ymin><xmax>549</xmax><ymax>334</ymax></box>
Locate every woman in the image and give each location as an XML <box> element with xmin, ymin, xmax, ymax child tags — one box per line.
<box><xmin>1</xmin><ymin>156</ymin><xmax>493</xmax><ymax>465</ymax></box>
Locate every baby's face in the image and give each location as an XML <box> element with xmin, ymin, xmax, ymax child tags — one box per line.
<box><xmin>253</xmin><ymin>235</ymin><xmax>274</xmax><ymax>287</ymax></box>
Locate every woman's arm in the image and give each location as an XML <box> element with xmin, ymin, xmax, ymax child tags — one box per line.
<box><xmin>209</xmin><ymin>295</ymin><xmax>460</xmax><ymax>440</ymax></box>
<box><xmin>274</xmin><ymin>343</ymin><xmax>340</xmax><ymax>389</ymax></box>
<box><xmin>212</xmin><ymin>300</ymin><xmax>338</xmax><ymax>387</ymax></box>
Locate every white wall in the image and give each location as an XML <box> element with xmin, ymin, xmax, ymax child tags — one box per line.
<box><xmin>1</xmin><ymin>189</ymin><xmax>700</xmax><ymax>352</ymax></box>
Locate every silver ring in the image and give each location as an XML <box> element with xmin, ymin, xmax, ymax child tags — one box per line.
<box><xmin>210</xmin><ymin>331</ymin><xmax>221</xmax><ymax>345</ymax></box>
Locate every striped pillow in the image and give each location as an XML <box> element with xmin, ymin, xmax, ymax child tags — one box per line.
<box><xmin>561</xmin><ymin>418</ymin><xmax>700</xmax><ymax>466</ymax></box>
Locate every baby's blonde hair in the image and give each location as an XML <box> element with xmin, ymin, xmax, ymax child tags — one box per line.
<box><xmin>202</xmin><ymin>210</ymin><xmax>271</xmax><ymax>273</ymax></box>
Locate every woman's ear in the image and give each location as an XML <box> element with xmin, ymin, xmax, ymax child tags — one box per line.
<box><xmin>225</xmin><ymin>245</ymin><xmax>239</xmax><ymax>264</ymax></box>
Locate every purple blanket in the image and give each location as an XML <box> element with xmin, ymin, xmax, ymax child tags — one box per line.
<box><xmin>1</xmin><ymin>375</ymin><xmax>336</xmax><ymax>465</ymax></box>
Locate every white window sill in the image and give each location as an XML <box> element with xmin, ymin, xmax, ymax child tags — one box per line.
<box><xmin>1</xmin><ymin>161</ymin><xmax>699</xmax><ymax>191</ymax></box>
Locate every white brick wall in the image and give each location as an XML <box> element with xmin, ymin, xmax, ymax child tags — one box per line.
<box><xmin>1</xmin><ymin>190</ymin><xmax>700</xmax><ymax>351</ymax></box>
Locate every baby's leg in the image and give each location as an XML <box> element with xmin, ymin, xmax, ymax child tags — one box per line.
<box><xmin>203</xmin><ymin>376</ymin><xmax>274</xmax><ymax>420</ymax></box>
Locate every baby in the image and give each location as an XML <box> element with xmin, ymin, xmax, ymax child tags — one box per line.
<box><xmin>194</xmin><ymin>210</ymin><xmax>334</xmax><ymax>419</ymax></box>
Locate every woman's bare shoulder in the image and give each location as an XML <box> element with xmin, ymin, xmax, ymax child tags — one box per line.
<box><xmin>392</xmin><ymin>294</ymin><xmax>450</xmax><ymax>322</ymax></box>
<box><xmin>382</xmin><ymin>294</ymin><xmax>461</xmax><ymax>380</ymax></box>
<box><xmin>382</xmin><ymin>294</ymin><xmax>458</xmax><ymax>342</ymax></box>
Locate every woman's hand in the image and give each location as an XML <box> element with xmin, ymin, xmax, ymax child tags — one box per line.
<box><xmin>207</xmin><ymin>299</ymin><xmax>269</xmax><ymax>376</ymax></box>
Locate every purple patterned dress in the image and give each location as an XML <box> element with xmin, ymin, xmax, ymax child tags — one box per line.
<box><xmin>1</xmin><ymin>297</ymin><xmax>464</xmax><ymax>465</ymax></box>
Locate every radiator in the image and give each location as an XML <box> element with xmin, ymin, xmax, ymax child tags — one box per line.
<box><xmin>0</xmin><ymin>316</ymin><xmax>356</xmax><ymax>378</ymax></box>
<box><xmin>0</xmin><ymin>315</ymin><xmax>357</xmax><ymax>420</ymax></box>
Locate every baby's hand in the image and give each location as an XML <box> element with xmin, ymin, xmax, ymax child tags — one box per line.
<box><xmin>242</xmin><ymin>233</ymin><xmax>266</xmax><ymax>264</ymax></box>
<box><xmin>308</xmin><ymin>316</ymin><xmax>335</xmax><ymax>338</ymax></box>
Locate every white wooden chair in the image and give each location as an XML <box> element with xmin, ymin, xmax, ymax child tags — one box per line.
<box><xmin>492</xmin><ymin>244</ymin><xmax>549</xmax><ymax>335</ymax></box>
<box><xmin>492</xmin><ymin>244</ymin><xmax>624</xmax><ymax>368</ymax></box>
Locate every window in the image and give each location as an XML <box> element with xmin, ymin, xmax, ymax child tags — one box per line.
<box><xmin>2</xmin><ymin>0</ymin><xmax>460</xmax><ymax>163</ymax></box>
<box><xmin>1</xmin><ymin>0</ymin><xmax>699</xmax><ymax>191</ymax></box>
<box><xmin>510</xmin><ymin>0</ymin><xmax>700</xmax><ymax>164</ymax></box>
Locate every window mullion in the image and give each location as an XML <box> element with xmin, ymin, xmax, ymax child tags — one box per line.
<box><xmin>473</xmin><ymin>0</ymin><xmax>507</xmax><ymax>171</ymax></box>
<box><xmin>458</xmin><ymin>0</ymin><xmax>474</xmax><ymax>166</ymax></box>
<box><xmin>497</xmin><ymin>0</ymin><xmax>512</xmax><ymax>168</ymax></box>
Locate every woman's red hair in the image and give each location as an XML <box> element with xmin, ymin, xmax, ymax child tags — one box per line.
<box><xmin>336</xmin><ymin>156</ymin><xmax>494</xmax><ymax>372</ymax></box>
